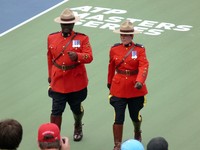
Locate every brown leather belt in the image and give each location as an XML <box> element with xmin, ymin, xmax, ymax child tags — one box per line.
<box><xmin>52</xmin><ymin>61</ymin><xmax>79</xmax><ymax>71</ymax></box>
<box><xmin>116</xmin><ymin>69</ymin><xmax>138</xmax><ymax>75</ymax></box>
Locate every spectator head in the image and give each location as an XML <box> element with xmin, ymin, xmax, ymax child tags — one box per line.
<box><xmin>37</xmin><ymin>123</ymin><xmax>61</xmax><ymax>149</ymax></box>
<box><xmin>147</xmin><ymin>137</ymin><xmax>168</xmax><ymax>150</ymax></box>
<box><xmin>121</xmin><ymin>139</ymin><xmax>144</xmax><ymax>150</ymax></box>
<box><xmin>0</xmin><ymin>119</ymin><xmax>23</xmax><ymax>149</ymax></box>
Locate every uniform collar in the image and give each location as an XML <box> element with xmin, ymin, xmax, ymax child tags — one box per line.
<box><xmin>62</xmin><ymin>30</ymin><xmax>75</xmax><ymax>37</ymax></box>
<box><xmin>123</xmin><ymin>42</ymin><xmax>133</xmax><ymax>47</ymax></box>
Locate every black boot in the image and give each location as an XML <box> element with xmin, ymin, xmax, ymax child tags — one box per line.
<box><xmin>73</xmin><ymin>111</ymin><xmax>84</xmax><ymax>141</ymax></box>
<box><xmin>133</xmin><ymin>120</ymin><xmax>142</xmax><ymax>142</ymax></box>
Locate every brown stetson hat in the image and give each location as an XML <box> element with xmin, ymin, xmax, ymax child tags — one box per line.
<box><xmin>54</xmin><ymin>8</ymin><xmax>80</xmax><ymax>24</ymax></box>
<box><xmin>113</xmin><ymin>20</ymin><xmax>140</xmax><ymax>34</ymax></box>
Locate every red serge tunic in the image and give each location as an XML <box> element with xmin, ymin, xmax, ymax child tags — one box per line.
<box><xmin>107</xmin><ymin>42</ymin><xmax>149</xmax><ymax>98</ymax></box>
<box><xmin>47</xmin><ymin>31</ymin><xmax>93</xmax><ymax>93</ymax></box>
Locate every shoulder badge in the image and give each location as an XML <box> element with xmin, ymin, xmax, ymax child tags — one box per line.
<box><xmin>112</xmin><ymin>43</ymin><xmax>121</xmax><ymax>48</ymax></box>
<box><xmin>135</xmin><ymin>43</ymin><xmax>145</xmax><ymax>48</ymax></box>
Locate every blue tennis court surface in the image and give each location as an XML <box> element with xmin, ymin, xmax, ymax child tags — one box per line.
<box><xmin>0</xmin><ymin>0</ymin><xmax>63</xmax><ymax>34</ymax></box>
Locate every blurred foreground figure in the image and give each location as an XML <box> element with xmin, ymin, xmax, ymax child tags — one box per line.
<box><xmin>121</xmin><ymin>139</ymin><xmax>144</xmax><ymax>150</ymax></box>
<box><xmin>147</xmin><ymin>137</ymin><xmax>168</xmax><ymax>150</ymax></box>
<box><xmin>0</xmin><ymin>119</ymin><xmax>23</xmax><ymax>150</ymax></box>
<box><xmin>37</xmin><ymin>122</ymin><xmax>70</xmax><ymax>150</ymax></box>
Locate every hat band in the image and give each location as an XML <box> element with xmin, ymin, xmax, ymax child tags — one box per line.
<box><xmin>120</xmin><ymin>29</ymin><xmax>134</xmax><ymax>32</ymax></box>
<box><xmin>61</xmin><ymin>17</ymin><xmax>75</xmax><ymax>21</ymax></box>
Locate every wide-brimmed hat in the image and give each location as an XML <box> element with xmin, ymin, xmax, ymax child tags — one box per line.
<box><xmin>54</xmin><ymin>8</ymin><xmax>80</xmax><ymax>24</ymax></box>
<box><xmin>113</xmin><ymin>20</ymin><xmax>140</xmax><ymax>34</ymax></box>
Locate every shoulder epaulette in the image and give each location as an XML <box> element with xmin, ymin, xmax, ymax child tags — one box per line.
<box><xmin>135</xmin><ymin>43</ymin><xmax>145</xmax><ymax>48</ymax></box>
<box><xmin>76</xmin><ymin>32</ymin><xmax>86</xmax><ymax>36</ymax></box>
<box><xmin>112</xmin><ymin>43</ymin><xmax>121</xmax><ymax>47</ymax></box>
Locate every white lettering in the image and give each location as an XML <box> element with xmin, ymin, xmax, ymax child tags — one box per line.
<box><xmin>90</xmin><ymin>7</ymin><xmax>111</xmax><ymax>13</ymax></box>
<box><xmin>71</xmin><ymin>6</ymin><xmax>92</xmax><ymax>12</ymax></box>
<box><xmin>173</xmin><ymin>25</ymin><xmax>193</xmax><ymax>31</ymax></box>
<box><xmin>86</xmin><ymin>15</ymin><xmax>104</xmax><ymax>21</ymax></box>
<box><xmin>138</xmin><ymin>20</ymin><xmax>158</xmax><ymax>28</ymax></box>
<box><xmin>156</xmin><ymin>22</ymin><xmax>175</xmax><ymax>30</ymax></box>
<box><xmin>72</xmin><ymin>6</ymin><xmax>193</xmax><ymax>36</ymax></box>
<box><xmin>134</xmin><ymin>26</ymin><xmax>148</xmax><ymax>33</ymax></box>
<box><xmin>75</xmin><ymin>20</ymin><xmax>83</xmax><ymax>26</ymax></box>
<box><xmin>75</xmin><ymin>12</ymin><xmax>90</xmax><ymax>19</ymax></box>
<box><xmin>105</xmin><ymin>16</ymin><xmax>124</xmax><ymax>23</ymax></box>
<box><xmin>144</xmin><ymin>29</ymin><xmax>164</xmax><ymax>36</ymax></box>
<box><xmin>83</xmin><ymin>21</ymin><xmax>104</xmax><ymax>28</ymax></box>
<box><xmin>103</xmin><ymin>9</ymin><xmax>127</xmax><ymax>14</ymax></box>
<box><xmin>100</xmin><ymin>23</ymin><xmax>120</xmax><ymax>30</ymax></box>
<box><xmin>127</xmin><ymin>18</ymin><xmax>142</xmax><ymax>23</ymax></box>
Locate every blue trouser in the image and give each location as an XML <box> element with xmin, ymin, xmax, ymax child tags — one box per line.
<box><xmin>48</xmin><ymin>88</ymin><xmax>87</xmax><ymax>116</ymax></box>
<box><xmin>110</xmin><ymin>96</ymin><xmax>144</xmax><ymax>124</ymax></box>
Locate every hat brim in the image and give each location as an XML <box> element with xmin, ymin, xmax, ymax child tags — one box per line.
<box><xmin>113</xmin><ymin>29</ymin><xmax>140</xmax><ymax>34</ymax></box>
<box><xmin>54</xmin><ymin>16</ymin><xmax>80</xmax><ymax>24</ymax></box>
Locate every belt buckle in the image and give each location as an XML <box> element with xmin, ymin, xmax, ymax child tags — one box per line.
<box><xmin>125</xmin><ymin>70</ymin><xmax>131</xmax><ymax>75</ymax></box>
<box><xmin>61</xmin><ymin>65</ymin><xmax>66</xmax><ymax>70</ymax></box>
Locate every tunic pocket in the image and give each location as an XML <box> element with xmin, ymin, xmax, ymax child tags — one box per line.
<box><xmin>112</xmin><ymin>77</ymin><xmax>120</xmax><ymax>84</ymax></box>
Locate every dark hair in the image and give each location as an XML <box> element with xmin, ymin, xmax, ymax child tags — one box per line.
<box><xmin>0</xmin><ymin>119</ymin><xmax>23</xmax><ymax>149</ymax></box>
<box><xmin>38</xmin><ymin>134</ymin><xmax>61</xmax><ymax>149</ymax></box>
<box><xmin>147</xmin><ymin>137</ymin><xmax>168</xmax><ymax>150</ymax></box>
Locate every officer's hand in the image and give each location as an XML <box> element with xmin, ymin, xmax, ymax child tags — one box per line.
<box><xmin>68</xmin><ymin>51</ymin><xmax>78</xmax><ymax>61</ymax></box>
<box><xmin>134</xmin><ymin>81</ymin><xmax>142</xmax><ymax>89</ymax></box>
<box><xmin>48</xmin><ymin>77</ymin><xmax>51</xmax><ymax>83</ymax></box>
<box><xmin>61</xmin><ymin>137</ymin><xmax>70</xmax><ymax>150</ymax></box>
<box><xmin>107</xmin><ymin>83</ymin><xmax>111</xmax><ymax>89</ymax></box>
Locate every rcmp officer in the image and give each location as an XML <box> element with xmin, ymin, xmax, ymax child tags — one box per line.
<box><xmin>47</xmin><ymin>8</ymin><xmax>93</xmax><ymax>141</ymax></box>
<box><xmin>107</xmin><ymin>20</ymin><xmax>149</xmax><ymax>150</ymax></box>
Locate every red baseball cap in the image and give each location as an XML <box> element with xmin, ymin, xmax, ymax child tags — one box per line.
<box><xmin>38</xmin><ymin>123</ymin><xmax>61</xmax><ymax>142</ymax></box>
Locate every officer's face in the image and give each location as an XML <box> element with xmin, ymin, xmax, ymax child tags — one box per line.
<box><xmin>120</xmin><ymin>34</ymin><xmax>133</xmax><ymax>45</ymax></box>
<box><xmin>60</xmin><ymin>23</ymin><xmax>74</xmax><ymax>34</ymax></box>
